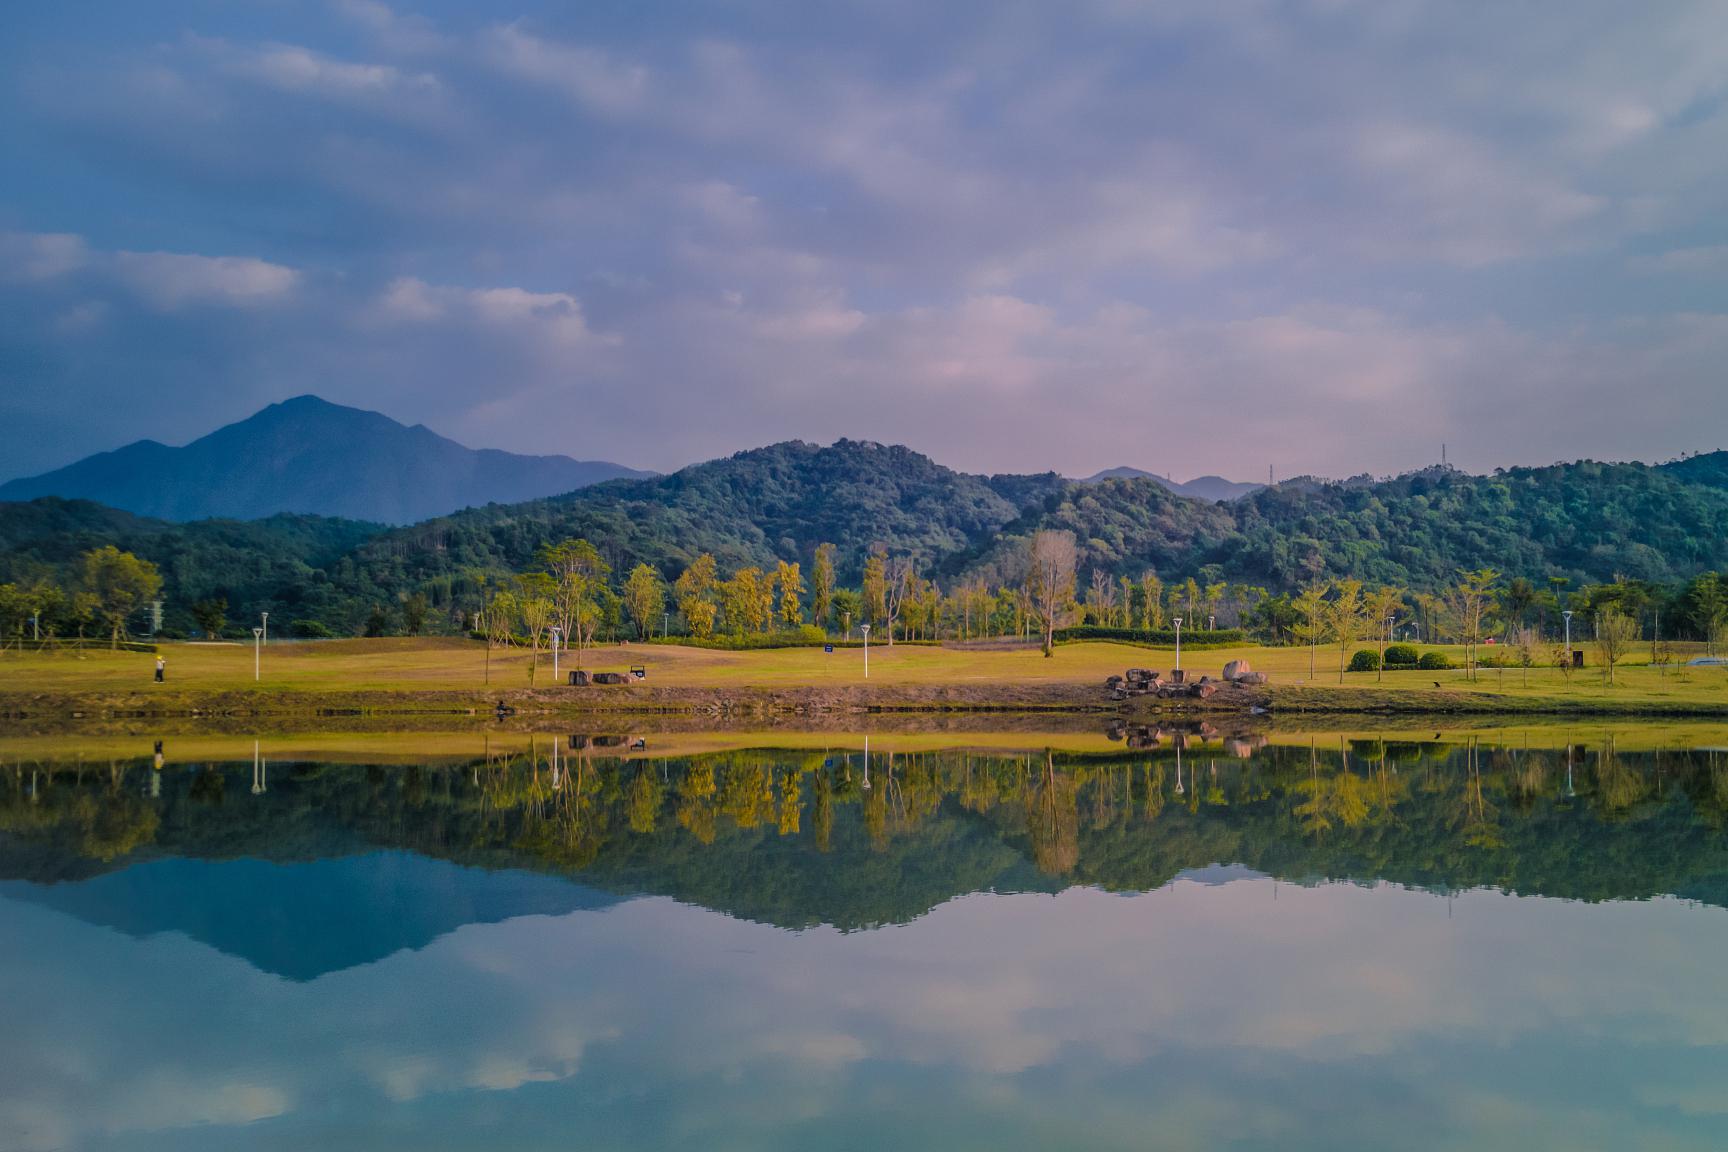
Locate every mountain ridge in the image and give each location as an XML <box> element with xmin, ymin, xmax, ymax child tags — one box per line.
<box><xmin>0</xmin><ymin>395</ymin><xmax>650</xmax><ymax>524</ymax></box>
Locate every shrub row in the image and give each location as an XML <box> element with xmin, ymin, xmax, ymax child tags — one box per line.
<box><xmin>1053</xmin><ymin>626</ymin><xmax>1247</xmax><ymax>647</ymax></box>
<box><xmin>1350</xmin><ymin>648</ymin><xmax>1455</xmax><ymax>672</ymax></box>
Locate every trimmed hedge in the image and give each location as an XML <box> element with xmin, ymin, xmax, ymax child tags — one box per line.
<box><xmin>646</xmin><ymin>629</ymin><xmax>939</xmax><ymax>650</ymax></box>
<box><xmin>1053</xmin><ymin>626</ymin><xmax>1247</xmax><ymax>648</ymax></box>
<box><xmin>1349</xmin><ymin>649</ymin><xmax>1381</xmax><ymax>672</ymax></box>
<box><xmin>1418</xmin><ymin>651</ymin><xmax>1453</xmax><ymax>670</ymax></box>
<box><xmin>1384</xmin><ymin>643</ymin><xmax>1420</xmax><ymax>667</ymax></box>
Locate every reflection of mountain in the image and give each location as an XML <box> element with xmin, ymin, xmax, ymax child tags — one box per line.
<box><xmin>0</xmin><ymin>853</ymin><xmax>619</xmax><ymax>980</ymax></box>
<box><xmin>4</xmin><ymin>740</ymin><xmax>1728</xmax><ymax>938</ymax></box>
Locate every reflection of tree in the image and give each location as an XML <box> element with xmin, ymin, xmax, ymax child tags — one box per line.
<box><xmin>627</xmin><ymin>764</ymin><xmax>662</xmax><ymax>834</ymax></box>
<box><xmin>1023</xmin><ymin>752</ymin><xmax>1079</xmax><ymax>875</ymax></box>
<box><xmin>1595</xmin><ymin>737</ymin><xmax>1645</xmax><ymax>815</ymax></box>
<box><xmin>15</xmin><ymin>735</ymin><xmax>1728</xmax><ymax>927</ymax></box>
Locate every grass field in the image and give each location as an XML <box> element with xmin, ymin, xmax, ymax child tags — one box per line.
<box><xmin>2</xmin><ymin>635</ymin><xmax>1726</xmax><ymax>711</ymax></box>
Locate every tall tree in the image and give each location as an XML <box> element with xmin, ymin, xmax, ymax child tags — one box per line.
<box><xmin>810</xmin><ymin>543</ymin><xmax>836</xmax><ymax>630</ymax></box>
<box><xmin>1140</xmin><ymin>571</ymin><xmax>1165</xmax><ymax>630</ymax></box>
<box><xmin>1594</xmin><ymin>603</ymin><xmax>1637</xmax><ymax>685</ymax></box>
<box><xmin>1449</xmin><ymin>568</ymin><xmax>1500</xmax><ymax>681</ymax></box>
<box><xmin>622</xmin><ymin>563</ymin><xmax>665</xmax><ymax>640</ymax></box>
<box><xmin>81</xmin><ymin>546</ymin><xmax>162</xmax><ymax>649</ymax></box>
<box><xmin>674</xmin><ymin>554</ymin><xmax>719</xmax><ymax>639</ymax></box>
<box><xmin>1291</xmin><ymin>582</ymin><xmax>1329</xmax><ymax>680</ymax></box>
<box><xmin>775</xmin><ymin>560</ymin><xmax>805</xmax><ymax>628</ymax></box>
<box><xmin>1026</xmin><ymin>530</ymin><xmax>1078</xmax><ymax>658</ymax></box>
<box><xmin>515</xmin><ymin>574</ymin><xmax>556</xmax><ymax>686</ymax></box>
<box><xmin>538</xmin><ymin>538</ymin><xmax>610</xmax><ymax>665</ymax></box>
<box><xmin>1325</xmin><ymin>579</ymin><xmax>1366</xmax><ymax>683</ymax></box>
<box><xmin>862</xmin><ymin>551</ymin><xmax>887</xmax><ymax>627</ymax></box>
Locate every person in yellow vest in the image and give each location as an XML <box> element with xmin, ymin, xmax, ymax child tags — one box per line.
<box><xmin>154</xmin><ymin>655</ymin><xmax>166</xmax><ymax>683</ymax></box>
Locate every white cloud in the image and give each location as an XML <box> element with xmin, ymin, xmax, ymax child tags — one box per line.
<box><xmin>112</xmin><ymin>251</ymin><xmax>300</xmax><ymax>310</ymax></box>
<box><xmin>485</xmin><ymin>25</ymin><xmax>649</xmax><ymax>116</ymax></box>
<box><xmin>0</xmin><ymin>232</ymin><xmax>89</xmax><ymax>282</ymax></box>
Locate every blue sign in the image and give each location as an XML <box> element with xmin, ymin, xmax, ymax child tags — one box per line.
<box><xmin>824</xmin><ymin>644</ymin><xmax>834</xmax><ymax>653</ymax></box>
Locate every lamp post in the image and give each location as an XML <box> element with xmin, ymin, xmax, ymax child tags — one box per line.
<box><xmin>663</xmin><ymin>611</ymin><xmax>669</xmax><ymax>640</ymax></box>
<box><xmin>1208</xmin><ymin>614</ymin><xmax>1215</xmax><ymax>632</ymax></box>
<box><xmin>260</xmin><ymin>612</ymin><xmax>268</xmax><ymax>646</ymax></box>
<box><xmin>551</xmin><ymin>626</ymin><xmax>562</xmax><ymax>681</ymax></box>
<box><xmin>1173</xmin><ymin>617</ymin><xmax>1183</xmax><ymax>673</ymax></box>
<box><xmin>860</xmin><ymin>624</ymin><xmax>871</xmax><ymax>679</ymax></box>
<box><xmin>252</xmin><ymin>627</ymin><xmax>263</xmax><ymax>681</ymax></box>
<box><xmin>1563</xmin><ymin>610</ymin><xmax>1574</xmax><ymax>666</ymax></box>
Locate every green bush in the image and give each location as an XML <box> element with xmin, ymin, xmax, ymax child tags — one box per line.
<box><xmin>1383</xmin><ymin>643</ymin><xmax>1420</xmax><ymax>667</ymax></box>
<box><xmin>1418</xmin><ymin>651</ymin><xmax>1452</xmax><ymax>670</ymax></box>
<box><xmin>646</xmin><ymin>626</ymin><xmax>939</xmax><ymax>650</ymax></box>
<box><xmin>292</xmin><ymin>619</ymin><xmax>335</xmax><ymax>639</ymax></box>
<box><xmin>1348</xmin><ymin>649</ymin><xmax>1381</xmax><ymax>672</ymax></box>
<box><xmin>1053</xmin><ymin>625</ymin><xmax>1246</xmax><ymax>648</ymax></box>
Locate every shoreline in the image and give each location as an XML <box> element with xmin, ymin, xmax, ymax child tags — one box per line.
<box><xmin>7</xmin><ymin>678</ymin><xmax>1728</xmax><ymax>729</ymax></box>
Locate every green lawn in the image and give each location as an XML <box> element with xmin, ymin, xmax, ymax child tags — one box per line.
<box><xmin>2</xmin><ymin>636</ymin><xmax>1724</xmax><ymax>711</ymax></box>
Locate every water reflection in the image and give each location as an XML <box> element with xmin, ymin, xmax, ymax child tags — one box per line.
<box><xmin>2</xmin><ymin>728</ymin><xmax>1728</xmax><ymax>1149</ymax></box>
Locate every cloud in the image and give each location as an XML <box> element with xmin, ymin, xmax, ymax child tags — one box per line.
<box><xmin>112</xmin><ymin>251</ymin><xmax>301</xmax><ymax>310</ymax></box>
<box><xmin>0</xmin><ymin>233</ymin><xmax>89</xmax><ymax>282</ymax></box>
<box><xmin>484</xmin><ymin>25</ymin><xmax>650</xmax><ymax>116</ymax></box>
<box><xmin>7</xmin><ymin>0</ymin><xmax>1728</xmax><ymax>479</ymax></box>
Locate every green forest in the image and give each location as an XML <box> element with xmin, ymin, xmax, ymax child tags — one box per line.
<box><xmin>5</xmin><ymin>439</ymin><xmax>1728</xmax><ymax>646</ymax></box>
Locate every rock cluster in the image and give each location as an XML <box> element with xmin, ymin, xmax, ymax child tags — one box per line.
<box><xmin>1106</xmin><ymin>661</ymin><xmax>1267</xmax><ymax>700</ymax></box>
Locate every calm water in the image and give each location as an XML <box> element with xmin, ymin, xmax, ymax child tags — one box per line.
<box><xmin>4</xmin><ymin>728</ymin><xmax>1728</xmax><ymax>1150</ymax></box>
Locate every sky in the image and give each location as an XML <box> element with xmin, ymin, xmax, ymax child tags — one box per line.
<box><xmin>4</xmin><ymin>0</ymin><xmax>1728</xmax><ymax>484</ymax></box>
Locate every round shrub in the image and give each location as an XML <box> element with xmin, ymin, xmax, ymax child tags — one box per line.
<box><xmin>1383</xmin><ymin>643</ymin><xmax>1420</xmax><ymax>667</ymax></box>
<box><xmin>1418</xmin><ymin>651</ymin><xmax>1452</xmax><ymax>671</ymax></box>
<box><xmin>1348</xmin><ymin>649</ymin><xmax>1381</xmax><ymax>672</ymax></box>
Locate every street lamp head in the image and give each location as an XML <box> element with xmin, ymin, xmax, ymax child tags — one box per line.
<box><xmin>860</xmin><ymin>624</ymin><xmax>870</xmax><ymax>634</ymax></box>
<box><xmin>1173</xmin><ymin>617</ymin><xmax>1182</xmax><ymax>627</ymax></box>
<box><xmin>1563</xmin><ymin>610</ymin><xmax>1573</xmax><ymax>619</ymax></box>
<box><xmin>253</xmin><ymin>627</ymin><xmax>263</xmax><ymax>638</ymax></box>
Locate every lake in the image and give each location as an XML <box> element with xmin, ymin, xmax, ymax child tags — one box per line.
<box><xmin>3</xmin><ymin>725</ymin><xmax>1728</xmax><ymax>1150</ymax></box>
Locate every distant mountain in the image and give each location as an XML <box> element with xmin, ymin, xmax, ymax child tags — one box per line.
<box><xmin>0</xmin><ymin>395</ymin><xmax>651</xmax><ymax>524</ymax></box>
<box><xmin>1082</xmin><ymin>466</ymin><xmax>1263</xmax><ymax>502</ymax></box>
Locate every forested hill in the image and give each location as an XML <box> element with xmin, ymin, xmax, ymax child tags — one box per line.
<box><xmin>359</xmin><ymin>439</ymin><xmax>1069</xmax><ymax>585</ymax></box>
<box><xmin>5</xmin><ymin>442</ymin><xmax>1728</xmax><ymax>637</ymax></box>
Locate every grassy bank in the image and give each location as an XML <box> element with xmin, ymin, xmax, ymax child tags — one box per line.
<box><xmin>1</xmin><ymin>636</ymin><xmax>1724</xmax><ymax>720</ymax></box>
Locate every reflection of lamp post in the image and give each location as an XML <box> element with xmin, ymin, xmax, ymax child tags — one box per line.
<box><xmin>1174</xmin><ymin>743</ymin><xmax>1184</xmax><ymax>795</ymax></box>
<box><xmin>551</xmin><ymin>626</ymin><xmax>562</xmax><ymax>681</ymax></box>
<box><xmin>252</xmin><ymin>627</ymin><xmax>263</xmax><ymax>681</ymax></box>
<box><xmin>862</xmin><ymin>734</ymin><xmax>871</xmax><ymax>790</ymax></box>
<box><xmin>860</xmin><ymin>624</ymin><xmax>871</xmax><ymax>679</ymax></box>
<box><xmin>252</xmin><ymin>740</ymin><xmax>267</xmax><ymax>795</ymax></box>
<box><xmin>1173</xmin><ymin>617</ymin><xmax>1183</xmax><ymax>672</ymax></box>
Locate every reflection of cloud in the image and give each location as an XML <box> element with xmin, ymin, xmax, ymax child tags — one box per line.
<box><xmin>4</xmin><ymin>872</ymin><xmax>1728</xmax><ymax>1150</ymax></box>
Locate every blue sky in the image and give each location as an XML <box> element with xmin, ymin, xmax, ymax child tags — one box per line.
<box><xmin>4</xmin><ymin>0</ymin><xmax>1728</xmax><ymax>482</ymax></box>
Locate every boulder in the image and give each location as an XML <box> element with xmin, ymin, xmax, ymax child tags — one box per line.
<box><xmin>1191</xmin><ymin>681</ymin><xmax>1219</xmax><ymax>699</ymax></box>
<box><xmin>591</xmin><ymin>671</ymin><xmax>630</xmax><ymax>685</ymax></box>
<box><xmin>1222</xmin><ymin>659</ymin><xmax>1253</xmax><ymax>682</ymax></box>
<box><xmin>1236</xmin><ymin>671</ymin><xmax>1269</xmax><ymax>686</ymax></box>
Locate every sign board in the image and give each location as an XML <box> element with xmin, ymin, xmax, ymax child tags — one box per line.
<box><xmin>824</xmin><ymin>645</ymin><xmax>834</xmax><ymax>654</ymax></box>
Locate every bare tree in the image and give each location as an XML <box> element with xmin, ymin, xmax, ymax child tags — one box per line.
<box><xmin>1594</xmin><ymin>604</ymin><xmax>1636</xmax><ymax>686</ymax></box>
<box><xmin>1026</xmin><ymin>530</ymin><xmax>1078</xmax><ymax>658</ymax></box>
